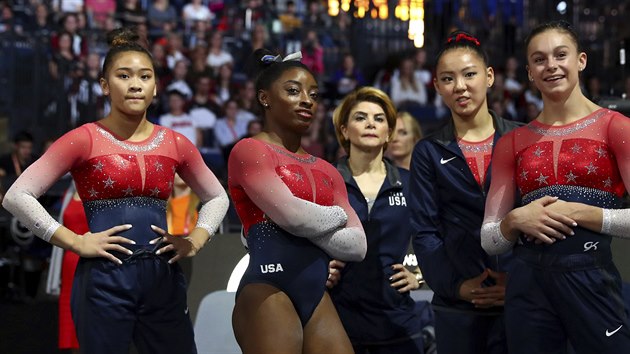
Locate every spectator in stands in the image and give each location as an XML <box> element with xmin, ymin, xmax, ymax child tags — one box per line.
<box><xmin>214</xmin><ymin>98</ymin><xmax>248</xmax><ymax>161</ymax></box>
<box><xmin>182</xmin><ymin>0</ymin><xmax>213</xmax><ymax>32</ymax></box>
<box><xmin>390</xmin><ymin>56</ymin><xmax>428</xmax><ymax>110</ymax></box>
<box><xmin>0</xmin><ymin>131</ymin><xmax>34</xmax><ymax>181</ymax></box>
<box><xmin>52</xmin><ymin>13</ymin><xmax>87</xmax><ymax>58</ymax></box>
<box><xmin>503</xmin><ymin>56</ymin><xmax>524</xmax><ymax>98</ymax></box>
<box><xmin>235</xmin><ymin>79</ymin><xmax>259</xmax><ymax>115</ymax></box>
<box><xmin>190</xmin><ymin>74</ymin><xmax>222</xmax><ymax>116</ymax></box>
<box><xmin>332</xmin><ymin>53</ymin><xmax>366</xmax><ymax>98</ymax></box>
<box><xmin>147</xmin><ymin>0</ymin><xmax>177</xmax><ymax>39</ymax></box>
<box><xmin>278</xmin><ymin>0</ymin><xmax>302</xmax><ymax>54</ymax></box>
<box><xmin>85</xmin><ymin>0</ymin><xmax>116</xmax><ymax>29</ymax></box>
<box><xmin>25</xmin><ymin>3</ymin><xmax>53</xmax><ymax>36</ymax></box>
<box><xmin>585</xmin><ymin>75</ymin><xmax>604</xmax><ymax>103</ymax></box>
<box><xmin>165</xmin><ymin>59</ymin><xmax>193</xmax><ymax>100</ymax></box>
<box><xmin>52</xmin><ymin>0</ymin><xmax>84</xmax><ymax>14</ymax></box>
<box><xmin>205</xmin><ymin>31</ymin><xmax>234</xmax><ymax>76</ymax></box>
<box><xmin>250</xmin><ymin>22</ymin><xmax>271</xmax><ymax>52</ymax></box>
<box><xmin>165</xmin><ymin>31</ymin><xmax>187</xmax><ymax>70</ymax></box>
<box><xmin>116</xmin><ymin>0</ymin><xmax>146</xmax><ymax>28</ymax></box>
<box><xmin>303</xmin><ymin>0</ymin><xmax>330</xmax><ymax>34</ymax></box>
<box><xmin>185</xmin><ymin>20</ymin><xmax>210</xmax><ymax>49</ymax></box>
<box><xmin>75</xmin><ymin>52</ymin><xmax>106</xmax><ymax>126</ymax></box>
<box><xmin>186</xmin><ymin>45</ymin><xmax>213</xmax><ymax>85</ymax></box>
<box><xmin>150</xmin><ymin>41</ymin><xmax>170</xmax><ymax>91</ymax></box>
<box><xmin>301</xmin><ymin>29</ymin><xmax>324</xmax><ymax>82</ymax></box>
<box><xmin>49</xmin><ymin>30</ymin><xmax>79</xmax><ymax>130</ymax></box>
<box><xmin>210</xmin><ymin>63</ymin><xmax>238</xmax><ymax>106</ymax></box>
<box><xmin>159</xmin><ymin>89</ymin><xmax>200</xmax><ymax>146</ymax></box>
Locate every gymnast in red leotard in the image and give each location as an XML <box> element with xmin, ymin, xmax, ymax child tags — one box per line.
<box><xmin>229</xmin><ymin>49</ymin><xmax>367</xmax><ymax>354</ymax></box>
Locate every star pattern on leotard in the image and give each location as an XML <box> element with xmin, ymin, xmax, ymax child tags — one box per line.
<box><xmin>535</xmin><ymin>173</ymin><xmax>549</xmax><ymax>185</ymax></box>
<box><xmin>88</xmin><ymin>188</ymin><xmax>99</xmax><ymax>198</ymax></box>
<box><xmin>154</xmin><ymin>161</ymin><xmax>163</xmax><ymax>172</ymax></box>
<box><xmin>123</xmin><ymin>186</ymin><xmax>135</xmax><ymax>196</ymax></box>
<box><xmin>585</xmin><ymin>162</ymin><xmax>598</xmax><ymax>175</ymax></box>
<box><xmin>603</xmin><ymin>177</ymin><xmax>612</xmax><ymax>188</ymax></box>
<box><xmin>322</xmin><ymin>178</ymin><xmax>330</xmax><ymax>187</ymax></box>
<box><xmin>520</xmin><ymin>170</ymin><xmax>529</xmax><ymax>180</ymax></box>
<box><xmin>595</xmin><ymin>146</ymin><xmax>607</xmax><ymax>158</ymax></box>
<box><xmin>565</xmin><ymin>171</ymin><xmax>577</xmax><ymax>183</ymax></box>
<box><xmin>570</xmin><ymin>143</ymin><xmax>582</xmax><ymax>154</ymax></box>
<box><xmin>93</xmin><ymin>160</ymin><xmax>104</xmax><ymax>172</ymax></box>
<box><xmin>150</xmin><ymin>187</ymin><xmax>161</xmax><ymax>197</ymax></box>
<box><xmin>103</xmin><ymin>176</ymin><xmax>115</xmax><ymax>188</ymax></box>
<box><xmin>293</xmin><ymin>172</ymin><xmax>304</xmax><ymax>182</ymax></box>
<box><xmin>533</xmin><ymin>147</ymin><xmax>544</xmax><ymax>157</ymax></box>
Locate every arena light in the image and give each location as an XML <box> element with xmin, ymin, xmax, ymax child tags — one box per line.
<box><xmin>556</xmin><ymin>1</ymin><xmax>567</xmax><ymax>14</ymax></box>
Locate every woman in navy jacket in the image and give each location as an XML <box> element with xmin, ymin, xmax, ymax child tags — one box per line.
<box><xmin>409</xmin><ymin>31</ymin><xmax>521</xmax><ymax>354</ymax></box>
<box><xmin>330</xmin><ymin>87</ymin><xmax>425</xmax><ymax>354</ymax></box>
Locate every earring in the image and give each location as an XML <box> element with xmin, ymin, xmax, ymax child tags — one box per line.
<box><xmin>263</xmin><ymin>103</ymin><xmax>269</xmax><ymax>108</ymax></box>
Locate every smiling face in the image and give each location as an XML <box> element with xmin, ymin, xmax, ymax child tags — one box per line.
<box><xmin>526</xmin><ymin>29</ymin><xmax>586</xmax><ymax>101</ymax></box>
<box><xmin>434</xmin><ymin>48</ymin><xmax>494</xmax><ymax>120</ymax></box>
<box><xmin>259</xmin><ymin>67</ymin><xmax>319</xmax><ymax>136</ymax></box>
<box><xmin>341</xmin><ymin>101</ymin><xmax>391</xmax><ymax>153</ymax></box>
<box><xmin>100</xmin><ymin>51</ymin><xmax>156</xmax><ymax>118</ymax></box>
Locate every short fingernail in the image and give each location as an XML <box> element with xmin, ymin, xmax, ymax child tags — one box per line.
<box><xmin>149</xmin><ymin>239</ymin><xmax>155</xmax><ymax>244</ymax></box>
<box><xmin>130</xmin><ymin>240</ymin><xmax>136</xmax><ymax>244</ymax></box>
<box><xmin>125</xmin><ymin>224</ymin><xmax>132</xmax><ymax>228</ymax></box>
<box><xmin>156</xmin><ymin>250</ymin><xmax>161</xmax><ymax>255</ymax></box>
<box><xmin>127</xmin><ymin>250</ymin><xmax>133</xmax><ymax>255</ymax></box>
<box><xmin>388</xmin><ymin>276</ymin><xmax>393</xmax><ymax>281</ymax></box>
<box><xmin>117</xmin><ymin>259</ymin><xmax>123</xmax><ymax>265</ymax></box>
<box><xmin>150</xmin><ymin>225</ymin><xmax>156</xmax><ymax>229</ymax></box>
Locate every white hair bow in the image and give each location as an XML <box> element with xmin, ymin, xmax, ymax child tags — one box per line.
<box><xmin>261</xmin><ymin>51</ymin><xmax>303</xmax><ymax>64</ymax></box>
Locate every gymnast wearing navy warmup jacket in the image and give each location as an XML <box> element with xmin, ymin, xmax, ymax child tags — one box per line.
<box><xmin>409</xmin><ymin>31</ymin><xmax>521</xmax><ymax>354</ymax></box>
<box><xmin>2</xmin><ymin>28</ymin><xmax>229</xmax><ymax>353</ymax></box>
<box><xmin>481</xmin><ymin>21</ymin><xmax>630</xmax><ymax>354</ymax></box>
<box><xmin>330</xmin><ymin>87</ymin><xmax>425</xmax><ymax>354</ymax></box>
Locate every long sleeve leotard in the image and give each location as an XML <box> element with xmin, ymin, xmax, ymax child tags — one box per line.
<box><xmin>2</xmin><ymin>122</ymin><xmax>229</xmax><ymax>245</ymax></box>
<box><xmin>482</xmin><ymin>109</ymin><xmax>630</xmax><ymax>255</ymax></box>
<box><xmin>228</xmin><ymin>138</ymin><xmax>366</xmax><ymax>261</ymax></box>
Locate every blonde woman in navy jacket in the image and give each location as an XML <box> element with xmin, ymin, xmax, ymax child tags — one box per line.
<box><xmin>409</xmin><ymin>31</ymin><xmax>521</xmax><ymax>354</ymax></box>
<box><xmin>330</xmin><ymin>87</ymin><xmax>425</xmax><ymax>354</ymax></box>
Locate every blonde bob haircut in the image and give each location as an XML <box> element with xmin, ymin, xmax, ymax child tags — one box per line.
<box><xmin>396</xmin><ymin>111</ymin><xmax>423</xmax><ymax>143</ymax></box>
<box><xmin>333</xmin><ymin>87</ymin><xmax>398</xmax><ymax>155</ymax></box>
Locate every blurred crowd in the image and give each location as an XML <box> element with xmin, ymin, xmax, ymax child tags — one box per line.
<box><xmin>1</xmin><ymin>1</ymin><xmax>629</xmax><ymax>172</ymax></box>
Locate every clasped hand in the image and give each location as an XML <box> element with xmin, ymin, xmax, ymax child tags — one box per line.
<box><xmin>510</xmin><ymin>196</ymin><xmax>577</xmax><ymax>244</ymax></box>
<box><xmin>459</xmin><ymin>269</ymin><xmax>506</xmax><ymax>308</ymax></box>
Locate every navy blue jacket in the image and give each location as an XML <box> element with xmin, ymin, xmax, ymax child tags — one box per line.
<box><xmin>409</xmin><ymin>111</ymin><xmax>521</xmax><ymax>312</ymax></box>
<box><xmin>331</xmin><ymin>157</ymin><xmax>422</xmax><ymax>343</ymax></box>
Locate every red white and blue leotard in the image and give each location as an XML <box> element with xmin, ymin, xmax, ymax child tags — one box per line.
<box><xmin>483</xmin><ymin>109</ymin><xmax>630</xmax><ymax>254</ymax></box>
<box><xmin>228</xmin><ymin>138</ymin><xmax>365</xmax><ymax>325</ymax></box>
<box><xmin>3</xmin><ymin>122</ymin><xmax>228</xmax><ymax>245</ymax></box>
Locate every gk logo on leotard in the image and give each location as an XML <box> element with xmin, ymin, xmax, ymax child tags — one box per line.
<box><xmin>389</xmin><ymin>192</ymin><xmax>407</xmax><ymax>207</ymax></box>
<box><xmin>261</xmin><ymin>263</ymin><xmax>284</xmax><ymax>273</ymax></box>
<box><xmin>583</xmin><ymin>241</ymin><xmax>599</xmax><ymax>252</ymax></box>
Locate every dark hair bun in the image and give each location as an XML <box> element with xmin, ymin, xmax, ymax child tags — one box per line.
<box><xmin>107</xmin><ymin>28</ymin><xmax>140</xmax><ymax>48</ymax></box>
<box><xmin>244</xmin><ymin>48</ymin><xmax>279</xmax><ymax>78</ymax></box>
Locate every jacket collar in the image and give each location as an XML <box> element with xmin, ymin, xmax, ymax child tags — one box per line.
<box><xmin>431</xmin><ymin>110</ymin><xmax>516</xmax><ymax>148</ymax></box>
<box><xmin>337</xmin><ymin>156</ymin><xmax>403</xmax><ymax>189</ymax></box>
